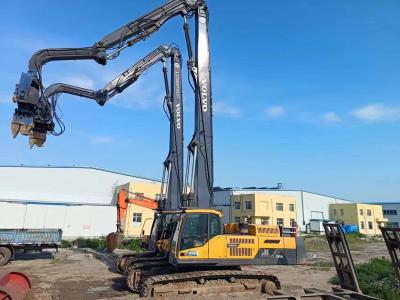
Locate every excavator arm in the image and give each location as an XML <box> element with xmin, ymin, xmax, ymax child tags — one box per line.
<box><xmin>12</xmin><ymin>0</ymin><xmax>213</xmax><ymax>210</ymax></box>
<box><xmin>42</xmin><ymin>45</ymin><xmax>179</xmax><ymax>106</ymax></box>
<box><xmin>13</xmin><ymin>0</ymin><xmax>203</xmax><ymax>108</ymax></box>
<box><xmin>13</xmin><ymin>45</ymin><xmax>181</xmax><ymax>143</ymax></box>
<box><xmin>183</xmin><ymin>5</ymin><xmax>213</xmax><ymax>208</ymax></box>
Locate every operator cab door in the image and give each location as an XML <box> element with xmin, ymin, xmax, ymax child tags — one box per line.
<box><xmin>176</xmin><ymin>213</ymin><xmax>224</xmax><ymax>260</ymax></box>
<box><xmin>207</xmin><ymin>214</ymin><xmax>225</xmax><ymax>259</ymax></box>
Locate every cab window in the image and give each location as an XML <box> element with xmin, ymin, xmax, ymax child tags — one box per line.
<box><xmin>180</xmin><ymin>214</ymin><xmax>208</xmax><ymax>250</ymax></box>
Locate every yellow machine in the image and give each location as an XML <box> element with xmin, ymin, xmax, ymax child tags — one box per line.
<box><xmin>161</xmin><ymin>209</ymin><xmax>303</xmax><ymax>265</ymax></box>
<box><xmin>126</xmin><ymin>209</ymin><xmax>305</xmax><ymax>296</ymax></box>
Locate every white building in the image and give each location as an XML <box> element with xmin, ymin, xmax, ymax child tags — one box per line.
<box><xmin>213</xmin><ymin>187</ymin><xmax>354</xmax><ymax>231</ymax></box>
<box><xmin>0</xmin><ymin>166</ymin><xmax>160</xmax><ymax>239</ymax></box>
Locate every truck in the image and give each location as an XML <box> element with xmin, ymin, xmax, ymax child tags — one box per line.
<box><xmin>0</xmin><ymin>229</ymin><xmax>62</xmax><ymax>266</ymax></box>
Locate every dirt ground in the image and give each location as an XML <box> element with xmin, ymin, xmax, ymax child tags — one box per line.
<box><xmin>0</xmin><ymin>241</ymin><xmax>389</xmax><ymax>299</ymax></box>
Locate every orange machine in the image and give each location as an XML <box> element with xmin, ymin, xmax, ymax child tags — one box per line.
<box><xmin>106</xmin><ymin>189</ymin><xmax>158</xmax><ymax>252</ymax></box>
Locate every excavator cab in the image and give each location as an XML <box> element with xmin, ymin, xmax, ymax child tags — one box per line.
<box><xmin>168</xmin><ymin>209</ymin><xmax>224</xmax><ymax>264</ymax></box>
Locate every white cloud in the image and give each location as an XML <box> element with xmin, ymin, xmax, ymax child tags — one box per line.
<box><xmin>58</xmin><ymin>75</ymin><xmax>96</xmax><ymax>90</ymax></box>
<box><xmin>213</xmin><ymin>102</ymin><xmax>241</xmax><ymax>118</ymax></box>
<box><xmin>90</xmin><ymin>136</ymin><xmax>114</xmax><ymax>144</ymax></box>
<box><xmin>265</xmin><ymin>106</ymin><xmax>285</xmax><ymax>118</ymax></box>
<box><xmin>353</xmin><ymin>104</ymin><xmax>400</xmax><ymax>122</ymax></box>
<box><xmin>110</xmin><ymin>78</ymin><xmax>165</xmax><ymax>110</ymax></box>
<box><xmin>322</xmin><ymin>112</ymin><xmax>341</xmax><ymax>123</ymax></box>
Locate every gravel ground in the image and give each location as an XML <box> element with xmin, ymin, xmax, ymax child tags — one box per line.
<box><xmin>0</xmin><ymin>241</ymin><xmax>389</xmax><ymax>299</ymax></box>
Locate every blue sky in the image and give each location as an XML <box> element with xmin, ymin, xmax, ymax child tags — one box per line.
<box><xmin>1</xmin><ymin>0</ymin><xmax>400</xmax><ymax>202</ymax></box>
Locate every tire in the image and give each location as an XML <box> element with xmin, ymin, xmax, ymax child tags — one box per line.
<box><xmin>0</xmin><ymin>246</ymin><xmax>12</xmax><ymax>266</ymax></box>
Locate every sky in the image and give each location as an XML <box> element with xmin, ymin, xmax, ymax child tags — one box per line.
<box><xmin>0</xmin><ymin>0</ymin><xmax>399</xmax><ymax>202</ymax></box>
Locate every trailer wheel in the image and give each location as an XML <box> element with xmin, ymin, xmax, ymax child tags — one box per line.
<box><xmin>0</xmin><ymin>247</ymin><xmax>12</xmax><ymax>266</ymax></box>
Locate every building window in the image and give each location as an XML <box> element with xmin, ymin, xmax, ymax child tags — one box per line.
<box><xmin>333</xmin><ymin>209</ymin><xmax>337</xmax><ymax>215</ymax></box>
<box><xmin>260</xmin><ymin>217</ymin><xmax>269</xmax><ymax>225</ymax></box>
<box><xmin>388</xmin><ymin>222</ymin><xmax>399</xmax><ymax>228</ymax></box>
<box><xmin>360</xmin><ymin>221</ymin><xmax>365</xmax><ymax>229</ymax></box>
<box><xmin>368</xmin><ymin>222</ymin><xmax>373</xmax><ymax>230</ymax></box>
<box><xmin>132</xmin><ymin>213</ymin><xmax>142</xmax><ymax>226</ymax></box>
<box><xmin>234</xmin><ymin>216</ymin><xmax>241</xmax><ymax>223</ymax></box>
<box><xmin>245</xmin><ymin>201</ymin><xmax>252</xmax><ymax>210</ymax></box>
<box><xmin>290</xmin><ymin>218</ymin><xmax>296</xmax><ymax>227</ymax></box>
<box><xmin>340</xmin><ymin>209</ymin><xmax>344</xmax><ymax>216</ymax></box>
<box><xmin>359</xmin><ymin>209</ymin><xmax>363</xmax><ymax>216</ymax></box>
<box><xmin>234</xmin><ymin>202</ymin><xmax>241</xmax><ymax>210</ymax></box>
<box><xmin>276</xmin><ymin>218</ymin><xmax>284</xmax><ymax>227</ymax></box>
<box><xmin>367</xmin><ymin>210</ymin><xmax>372</xmax><ymax>217</ymax></box>
<box><xmin>276</xmin><ymin>203</ymin><xmax>284</xmax><ymax>211</ymax></box>
<box><xmin>384</xmin><ymin>210</ymin><xmax>398</xmax><ymax>216</ymax></box>
<box><xmin>289</xmin><ymin>204</ymin><xmax>295</xmax><ymax>212</ymax></box>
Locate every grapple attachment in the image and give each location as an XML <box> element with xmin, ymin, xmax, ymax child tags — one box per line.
<box><xmin>11</xmin><ymin>73</ymin><xmax>54</xmax><ymax>148</ymax></box>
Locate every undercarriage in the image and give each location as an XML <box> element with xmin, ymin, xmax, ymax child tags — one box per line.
<box><xmin>129</xmin><ymin>266</ymin><xmax>280</xmax><ymax>297</ymax></box>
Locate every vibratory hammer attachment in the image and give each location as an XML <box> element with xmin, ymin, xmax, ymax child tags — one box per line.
<box><xmin>11</xmin><ymin>108</ymin><xmax>52</xmax><ymax>148</ymax></box>
<box><xmin>11</xmin><ymin>72</ymin><xmax>54</xmax><ymax>148</ymax></box>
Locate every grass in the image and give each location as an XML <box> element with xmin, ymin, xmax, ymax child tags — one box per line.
<box><xmin>119</xmin><ymin>239</ymin><xmax>143</xmax><ymax>252</ymax></box>
<box><xmin>304</xmin><ymin>235</ymin><xmax>330</xmax><ymax>252</ymax></box>
<box><xmin>304</xmin><ymin>232</ymin><xmax>379</xmax><ymax>252</ymax></box>
<box><xmin>330</xmin><ymin>258</ymin><xmax>400</xmax><ymax>300</ymax></box>
<box><xmin>60</xmin><ymin>237</ymin><xmax>143</xmax><ymax>252</ymax></box>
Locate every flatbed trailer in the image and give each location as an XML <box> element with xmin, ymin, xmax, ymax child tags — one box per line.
<box><xmin>0</xmin><ymin>229</ymin><xmax>62</xmax><ymax>266</ymax></box>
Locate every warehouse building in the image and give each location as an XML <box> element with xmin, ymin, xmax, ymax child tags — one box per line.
<box><xmin>0</xmin><ymin>166</ymin><xmax>160</xmax><ymax>239</ymax></box>
<box><xmin>213</xmin><ymin>187</ymin><xmax>354</xmax><ymax>231</ymax></box>
<box><xmin>329</xmin><ymin>203</ymin><xmax>387</xmax><ymax>235</ymax></box>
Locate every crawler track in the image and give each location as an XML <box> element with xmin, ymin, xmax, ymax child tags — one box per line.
<box><xmin>139</xmin><ymin>269</ymin><xmax>280</xmax><ymax>297</ymax></box>
<box><xmin>116</xmin><ymin>251</ymin><xmax>159</xmax><ymax>273</ymax></box>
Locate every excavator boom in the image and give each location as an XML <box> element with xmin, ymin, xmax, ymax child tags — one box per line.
<box><xmin>13</xmin><ymin>0</ymin><xmax>203</xmax><ymax>109</ymax></box>
<box><xmin>12</xmin><ymin>0</ymin><xmax>212</xmax><ymax>210</ymax></box>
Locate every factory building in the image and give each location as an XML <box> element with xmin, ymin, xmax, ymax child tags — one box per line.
<box><xmin>0</xmin><ymin>166</ymin><xmax>160</xmax><ymax>239</ymax></box>
<box><xmin>2</xmin><ymin>166</ymin><xmax>392</xmax><ymax>238</ymax></box>
<box><xmin>213</xmin><ymin>187</ymin><xmax>354</xmax><ymax>231</ymax></box>
<box><xmin>329</xmin><ymin>203</ymin><xmax>387</xmax><ymax>235</ymax></box>
<box><xmin>231</xmin><ymin>193</ymin><xmax>297</xmax><ymax>228</ymax></box>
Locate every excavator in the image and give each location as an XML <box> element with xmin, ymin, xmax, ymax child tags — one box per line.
<box><xmin>107</xmin><ymin>189</ymin><xmax>159</xmax><ymax>252</ymax></box>
<box><xmin>11</xmin><ymin>0</ymin><xmax>306</xmax><ymax>297</ymax></box>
